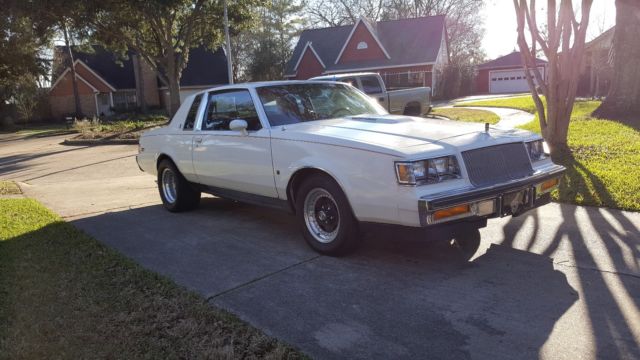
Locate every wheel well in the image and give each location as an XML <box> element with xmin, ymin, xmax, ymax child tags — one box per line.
<box><xmin>286</xmin><ymin>168</ymin><xmax>340</xmax><ymax>214</ymax></box>
<box><xmin>156</xmin><ymin>154</ymin><xmax>173</xmax><ymax>169</ymax></box>
<box><xmin>403</xmin><ymin>101</ymin><xmax>422</xmax><ymax>115</ymax></box>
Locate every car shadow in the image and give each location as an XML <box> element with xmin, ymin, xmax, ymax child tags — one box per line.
<box><xmin>70</xmin><ymin>197</ymin><xmax>581</xmax><ymax>359</ymax></box>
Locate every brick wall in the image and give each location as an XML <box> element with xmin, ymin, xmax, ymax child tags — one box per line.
<box><xmin>50</xmin><ymin>94</ymin><xmax>97</xmax><ymax>119</ymax></box>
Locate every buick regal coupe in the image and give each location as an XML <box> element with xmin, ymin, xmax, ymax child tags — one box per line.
<box><xmin>136</xmin><ymin>81</ymin><xmax>565</xmax><ymax>256</ymax></box>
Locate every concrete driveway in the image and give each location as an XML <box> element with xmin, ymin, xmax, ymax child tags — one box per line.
<box><xmin>1</xmin><ymin>133</ymin><xmax>639</xmax><ymax>359</ymax></box>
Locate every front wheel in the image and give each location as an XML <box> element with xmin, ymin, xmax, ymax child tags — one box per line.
<box><xmin>296</xmin><ymin>175</ymin><xmax>360</xmax><ymax>256</ymax></box>
<box><xmin>157</xmin><ymin>159</ymin><xmax>201</xmax><ymax>212</ymax></box>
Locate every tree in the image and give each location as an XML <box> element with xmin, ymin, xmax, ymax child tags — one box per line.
<box><xmin>90</xmin><ymin>0</ymin><xmax>260</xmax><ymax>115</ymax></box>
<box><xmin>247</xmin><ymin>0</ymin><xmax>305</xmax><ymax>81</ymax></box>
<box><xmin>0</xmin><ymin>0</ymin><xmax>53</xmax><ymax>109</ymax></box>
<box><xmin>13</xmin><ymin>76</ymin><xmax>40</xmax><ymax>127</ymax></box>
<box><xmin>592</xmin><ymin>0</ymin><xmax>640</xmax><ymax>120</ymax></box>
<box><xmin>513</xmin><ymin>0</ymin><xmax>593</xmax><ymax>157</ymax></box>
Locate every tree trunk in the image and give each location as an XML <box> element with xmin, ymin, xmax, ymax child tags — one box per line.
<box><xmin>62</xmin><ymin>22</ymin><xmax>83</xmax><ymax>119</ymax></box>
<box><xmin>593</xmin><ymin>0</ymin><xmax>640</xmax><ymax>120</ymax></box>
<box><xmin>132</xmin><ymin>54</ymin><xmax>148</xmax><ymax>114</ymax></box>
<box><xmin>167</xmin><ymin>74</ymin><xmax>181</xmax><ymax>117</ymax></box>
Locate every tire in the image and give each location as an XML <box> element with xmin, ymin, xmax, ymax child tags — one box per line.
<box><xmin>451</xmin><ymin>228</ymin><xmax>481</xmax><ymax>260</ymax></box>
<box><xmin>157</xmin><ymin>159</ymin><xmax>201</xmax><ymax>212</ymax></box>
<box><xmin>295</xmin><ymin>174</ymin><xmax>360</xmax><ymax>256</ymax></box>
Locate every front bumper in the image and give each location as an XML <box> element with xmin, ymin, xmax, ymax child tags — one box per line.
<box><xmin>418</xmin><ymin>164</ymin><xmax>565</xmax><ymax>226</ymax></box>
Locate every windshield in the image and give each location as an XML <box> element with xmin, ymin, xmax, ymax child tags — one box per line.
<box><xmin>256</xmin><ymin>83</ymin><xmax>387</xmax><ymax>126</ymax></box>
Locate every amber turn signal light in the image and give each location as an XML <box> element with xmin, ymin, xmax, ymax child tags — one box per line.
<box><xmin>541</xmin><ymin>178</ymin><xmax>559</xmax><ymax>192</ymax></box>
<box><xmin>433</xmin><ymin>204</ymin><xmax>471</xmax><ymax>221</ymax></box>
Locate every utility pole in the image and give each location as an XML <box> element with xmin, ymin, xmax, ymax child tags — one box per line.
<box><xmin>223</xmin><ymin>0</ymin><xmax>234</xmax><ymax>84</ymax></box>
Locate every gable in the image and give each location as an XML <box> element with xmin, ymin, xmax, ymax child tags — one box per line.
<box><xmin>335</xmin><ymin>20</ymin><xmax>390</xmax><ymax>64</ymax></box>
<box><xmin>285</xmin><ymin>16</ymin><xmax>446</xmax><ymax>76</ymax></box>
<box><xmin>74</xmin><ymin>61</ymin><xmax>116</xmax><ymax>92</ymax></box>
<box><xmin>49</xmin><ymin>70</ymin><xmax>98</xmax><ymax>97</ymax></box>
<box><xmin>293</xmin><ymin>44</ymin><xmax>325</xmax><ymax>79</ymax></box>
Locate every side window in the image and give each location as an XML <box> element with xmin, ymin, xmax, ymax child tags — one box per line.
<box><xmin>339</xmin><ymin>77</ymin><xmax>358</xmax><ymax>87</ymax></box>
<box><xmin>202</xmin><ymin>90</ymin><xmax>261</xmax><ymax>131</ymax></box>
<box><xmin>183</xmin><ymin>94</ymin><xmax>203</xmax><ymax>130</ymax></box>
<box><xmin>360</xmin><ymin>76</ymin><xmax>383</xmax><ymax>94</ymax></box>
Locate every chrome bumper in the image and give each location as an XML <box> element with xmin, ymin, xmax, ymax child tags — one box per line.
<box><xmin>418</xmin><ymin>165</ymin><xmax>565</xmax><ymax>226</ymax></box>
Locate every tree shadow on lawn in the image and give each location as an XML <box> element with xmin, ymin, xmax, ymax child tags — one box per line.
<box><xmin>69</xmin><ymin>198</ymin><xmax>581</xmax><ymax>359</ymax></box>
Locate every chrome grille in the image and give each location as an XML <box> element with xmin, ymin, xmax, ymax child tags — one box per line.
<box><xmin>462</xmin><ymin>143</ymin><xmax>533</xmax><ymax>186</ymax></box>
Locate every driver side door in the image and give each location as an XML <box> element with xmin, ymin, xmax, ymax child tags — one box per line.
<box><xmin>191</xmin><ymin>89</ymin><xmax>277</xmax><ymax>198</ymax></box>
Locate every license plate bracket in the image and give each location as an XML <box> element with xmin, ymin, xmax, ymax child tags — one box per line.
<box><xmin>500</xmin><ymin>188</ymin><xmax>533</xmax><ymax>217</ymax></box>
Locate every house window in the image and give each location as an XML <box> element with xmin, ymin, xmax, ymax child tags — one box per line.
<box><xmin>112</xmin><ymin>90</ymin><xmax>137</xmax><ymax>110</ymax></box>
<box><xmin>357</xmin><ymin>41</ymin><xmax>368</xmax><ymax>50</ymax></box>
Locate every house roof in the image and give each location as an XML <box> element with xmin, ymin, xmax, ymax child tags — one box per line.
<box><xmin>477</xmin><ymin>51</ymin><xmax>547</xmax><ymax>70</ymax></box>
<box><xmin>171</xmin><ymin>46</ymin><xmax>228</xmax><ymax>87</ymax></box>
<box><xmin>586</xmin><ymin>26</ymin><xmax>614</xmax><ymax>50</ymax></box>
<box><xmin>285</xmin><ymin>15</ymin><xmax>447</xmax><ymax>76</ymax></box>
<box><xmin>54</xmin><ymin>45</ymin><xmax>228</xmax><ymax>90</ymax></box>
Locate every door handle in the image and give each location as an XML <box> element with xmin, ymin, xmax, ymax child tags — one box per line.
<box><xmin>378</xmin><ymin>97</ymin><xmax>385</xmax><ymax>102</ymax></box>
<box><xmin>194</xmin><ymin>137</ymin><xmax>203</xmax><ymax>144</ymax></box>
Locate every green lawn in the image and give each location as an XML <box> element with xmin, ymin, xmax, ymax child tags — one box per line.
<box><xmin>455</xmin><ymin>95</ymin><xmax>542</xmax><ymax>113</ymax></box>
<box><xmin>0</xmin><ymin>181</ymin><xmax>21</xmax><ymax>195</ymax></box>
<box><xmin>0</xmin><ymin>198</ymin><xmax>302</xmax><ymax>358</ymax></box>
<box><xmin>430</xmin><ymin>107</ymin><xmax>500</xmax><ymax>124</ymax></box>
<box><xmin>454</xmin><ymin>96</ymin><xmax>640</xmax><ymax>211</ymax></box>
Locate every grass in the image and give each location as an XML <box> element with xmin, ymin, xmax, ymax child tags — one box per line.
<box><xmin>72</xmin><ymin>115</ymin><xmax>167</xmax><ymax>140</ymax></box>
<box><xmin>461</xmin><ymin>96</ymin><xmax>640</xmax><ymax>211</ymax></box>
<box><xmin>0</xmin><ymin>181</ymin><xmax>21</xmax><ymax>195</ymax></box>
<box><xmin>430</xmin><ymin>107</ymin><xmax>500</xmax><ymax>124</ymax></box>
<box><xmin>520</xmin><ymin>101</ymin><xmax>640</xmax><ymax>211</ymax></box>
<box><xmin>0</xmin><ymin>123</ymin><xmax>76</xmax><ymax>138</ymax></box>
<box><xmin>0</xmin><ymin>198</ymin><xmax>303</xmax><ymax>359</ymax></box>
<box><xmin>455</xmin><ymin>95</ymin><xmax>543</xmax><ymax>113</ymax></box>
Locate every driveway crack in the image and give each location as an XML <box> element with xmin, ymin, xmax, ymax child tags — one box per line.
<box><xmin>206</xmin><ymin>255</ymin><xmax>322</xmax><ymax>302</ymax></box>
<box><xmin>553</xmin><ymin>260</ymin><xmax>640</xmax><ymax>280</ymax></box>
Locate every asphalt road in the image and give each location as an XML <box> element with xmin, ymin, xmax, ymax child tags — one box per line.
<box><xmin>1</xmin><ymin>133</ymin><xmax>639</xmax><ymax>359</ymax></box>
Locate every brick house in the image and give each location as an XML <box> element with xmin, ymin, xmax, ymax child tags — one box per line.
<box><xmin>577</xmin><ymin>27</ymin><xmax>614</xmax><ymax>97</ymax></box>
<box><xmin>49</xmin><ymin>46</ymin><xmax>228</xmax><ymax>119</ymax></box>
<box><xmin>284</xmin><ymin>16</ymin><xmax>449</xmax><ymax>96</ymax></box>
<box><xmin>474</xmin><ymin>52</ymin><xmax>547</xmax><ymax>94</ymax></box>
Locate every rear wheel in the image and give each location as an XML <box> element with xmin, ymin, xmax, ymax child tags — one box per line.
<box><xmin>403</xmin><ymin>103</ymin><xmax>421</xmax><ymax>116</ymax></box>
<box><xmin>296</xmin><ymin>175</ymin><xmax>360</xmax><ymax>256</ymax></box>
<box><xmin>157</xmin><ymin>159</ymin><xmax>201</xmax><ymax>212</ymax></box>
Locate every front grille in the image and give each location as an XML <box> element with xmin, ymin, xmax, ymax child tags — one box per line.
<box><xmin>462</xmin><ymin>143</ymin><xmax>533</xmax><ymax>186</ymax></box>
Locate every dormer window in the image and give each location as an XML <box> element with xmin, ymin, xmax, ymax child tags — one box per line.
<box><xmin>357</xmin><ymin>41</ymin><xmax>368</xmax><ymax>50</ymax></box>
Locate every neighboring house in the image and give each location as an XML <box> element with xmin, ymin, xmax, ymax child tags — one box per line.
<box><xmin>475</xmin><ymin>52</ymin><xmax>547</xmax><ymax>94</ymax></box>
<box><xmin>49</xmin><ymin>46</ymin><xmax>228</xmax><ymax>119</ymax></box>
<box><xmin>577</xmin><ymin>27</ymin><xmax>614</xmax><ymax>97</ymax></box>
<box><xmin>284</xmin><ymin>16</ymin><xmax>449</xmax><ymax>96</ymax></box>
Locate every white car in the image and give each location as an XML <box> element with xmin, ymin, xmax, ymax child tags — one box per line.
<box><xmin>136</xmin><ymin>81</ymin><xmax>564</xmax><ymax>256</ymax></box>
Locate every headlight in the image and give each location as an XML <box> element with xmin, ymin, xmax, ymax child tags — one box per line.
<box><xmin>525</xmin><ymin>139</ymin><xmax>548</xmax><ymax>162</ymax></box>
<box><xmin>395</xmin><ymin>155</ymin><xmax>461</xmax><ymax>185</ymax></box>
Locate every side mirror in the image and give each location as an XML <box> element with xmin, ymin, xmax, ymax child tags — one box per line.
<box><xmin>229</xmin><ymin>119</ymin><xmax>248</xmax><ymax>135</ymax></box>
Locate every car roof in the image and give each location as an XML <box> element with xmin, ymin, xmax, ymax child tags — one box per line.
<box><xmin>190</xmin><ymin>79</ymin><xmax>353</xmax><ymax>97</ymax></box>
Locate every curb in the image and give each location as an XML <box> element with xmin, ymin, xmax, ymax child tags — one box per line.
<box><xmin>63</xmin><ymin>138</ymin><xmax>139</xmax><ymax>146</ymax></box>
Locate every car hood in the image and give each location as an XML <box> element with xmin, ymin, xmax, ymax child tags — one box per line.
<box><xmin>276</xmin><ymin>114</ymin><xmax>537</xmax><ymax>158</ymax></box>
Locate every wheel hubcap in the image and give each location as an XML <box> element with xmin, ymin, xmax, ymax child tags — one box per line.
<box><xmin>304</xmin><ymin>188</ymin><xmax>340</xmax><ymax>243</ymax></box>
<box><xmin>161</xmin><ymin>168</ymin><xmax>178</xmax><ymax>204</ymax></box>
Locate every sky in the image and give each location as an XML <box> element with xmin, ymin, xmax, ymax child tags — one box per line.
<box><xmin>482</xmin><ymin>0</ymin><xmax>616</xmax><ymax>59</ymax></box>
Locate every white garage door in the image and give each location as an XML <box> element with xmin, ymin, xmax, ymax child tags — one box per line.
<box><xmin>489</xmin><ymin>67</ymin><xmax>544</xmax><ymax>94</ymax></box>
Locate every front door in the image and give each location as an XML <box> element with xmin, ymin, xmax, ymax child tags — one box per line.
<box><xmin>192</xmin><ymin>89</ymin><xmax>277</xmax><ymax>198</ymax></box>
<box><xmin>97</xmin><ymin>93</ymin><xmax>112</xmax><ymax>116</ymax></box>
